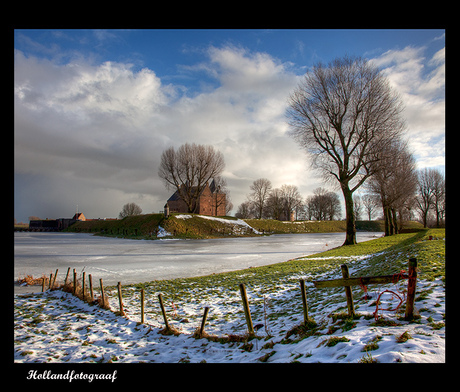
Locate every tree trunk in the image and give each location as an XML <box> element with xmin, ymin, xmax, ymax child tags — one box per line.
<box><xmin>383</xmin><ymin>207</ymin><xmax>389</xmax><ymax>236</ymax></box>
<box><xmin>391</xmin><ymin>208</ymin><xmax>398</xmax><ymax>234</ymax></box>
<box><xmin>341</xmin><ymin>184</ymin><xmax>357</xmax><ymax>246</ymax></box>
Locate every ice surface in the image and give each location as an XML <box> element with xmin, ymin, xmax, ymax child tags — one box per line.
<box><xmin>14</xmin><ymin>231</ymin><xmax>382</xmax><ymax>290</ymax></box>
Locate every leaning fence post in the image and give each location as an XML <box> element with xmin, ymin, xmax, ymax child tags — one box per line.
<box><xmin>64</xmin><ymin>267</ymin><xmax>71</xmax><ymax>286</ymax></box>
<box><xmin>299</xmin><ymin>279</ymin><xmax>309</xmax><ymax>325</ymax></box>
<box><xmin>48</xmin><ymin>273</ymin><xmax>53</xmax><ymax>290</ymax></box>
<box><xmin>117</xmin><ymin>282</ymin><xmax>125</xmax><ymax>316</ymax></box>
<box><xmin>158</xmin><ymin>293</ymin><xmax>170</xmax><ymax>330</ymax></box>
<box><xmin>341</xmin><ymin>264</ymin><xmax>355</xmax><ymax>318</ymax></box>
<box><xmin>405</xmin><ymin>258</ymin><xmax>418</xmax><ymax>321</ymax></box>
<box><xmin>99</xmin><ymin>278</ymin><xmax>106</xmax><ymax>308</ymax></box>
<box><xmin>52</xmin><ymin>269</ymin><xmax>58</xmax><ymax>288</ymax></box>
<box><xmin>239</xmin><ymin>283</ymin><xmax>254</xmax><ymax>336</ymax></box>
<box><xmin>199</xmin><ymin>306</ymin><xmax>210</xmax><ymax>337</ymax></box>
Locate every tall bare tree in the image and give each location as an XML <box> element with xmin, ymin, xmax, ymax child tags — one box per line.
<box><xmin>368</xmin><ymin>139</ymin><xmax>417</xmax><ymax>235</ymax></box>
<box><xmin>287</xmin><ymin>56</ymin><xmax>405</xmax><ymax>245</ymax></box>
<box><xmin>248</xmin><ymin>178</ymin><xmax>272</xmax><ymax>219</ymax></box>
<box><xmin>158</xmin><ymin>143</ymin><xmax>225</xmax><ymax>213</ymax></box>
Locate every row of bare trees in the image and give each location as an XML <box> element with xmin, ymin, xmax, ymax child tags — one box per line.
<box><xmin>235</xmin><ymin>178</ymin><xmax>342</xmax><ymax>221</ymax></box>
<box><xmin>235</xmin><ymin>178</ymin><xmax>304</xmax><ymax>221</ymax></box>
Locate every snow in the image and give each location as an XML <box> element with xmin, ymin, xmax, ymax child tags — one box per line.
<box><xmin>14</xmin><ymin>231</ymin><xmax>444</xmax><ymax>363</ymax></box>
<box><xmin>14</xmin><ymin>261</ymin><xmax>445</xmax><ymax>363</ymax></box>
<box><xmin>176</xmin><ymin>214</ymin><xmax>262</xmax><ymax>234</ymax></box>
<box><xmin>156</xmin><ymin>226</ymin><xmax>172</xmax><ymax>238</ymax></box>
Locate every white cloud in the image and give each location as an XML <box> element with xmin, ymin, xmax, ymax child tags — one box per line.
<box><xmin>14</xmin><ymin>45</ymin><xmax>314</xmax><ymax>221</ymax></box>
<box><xmin>371</xmin><ymin>45</ymin><xmax>445</xmax><ymax>170</ymax></box>
<box><xmin>14</xmin><ymin>42</ymin><xmax>445</xmax><ymax>222</ymax></box>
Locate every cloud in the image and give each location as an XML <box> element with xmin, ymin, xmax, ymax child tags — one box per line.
<box><xmin>14</xmin><ymin>45</ymin><xmax>313</xmax><ymax>221</ymax></box>
<box><xmin>370</xmin><ymin>45</ymin><xmax>445</xmax><ymax>169</ymax></box>
<box><xmin>14</xmin><ymin>42</ymin><xmax>445</xmax><ymax>222</ymax></box>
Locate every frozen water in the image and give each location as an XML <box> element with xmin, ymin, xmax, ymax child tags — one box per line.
<box><xmin>14</xmin><ymin>231</ymin><xmax>382</xmax><ymax>290</ymax></box>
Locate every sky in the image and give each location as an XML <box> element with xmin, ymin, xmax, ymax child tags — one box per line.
<box><xmin>14</xmin><ymin>29</ymin><xmax>445</xmax><ymax>223</ymax></box>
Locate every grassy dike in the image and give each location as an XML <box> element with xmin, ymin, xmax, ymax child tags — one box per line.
<box><xmin>65</xmin><ymin>212</ymin><xmax>423</xmax><ymax>239</ymax></box>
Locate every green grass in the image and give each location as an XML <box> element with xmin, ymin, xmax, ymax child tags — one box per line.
<box><xmin>113</xmin><ymin>228</ymin><xmax>445</xmax><ymax>308</ymax></box>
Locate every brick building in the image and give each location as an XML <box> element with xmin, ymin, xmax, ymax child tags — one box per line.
<box><xmin>166</xmin><ymin>180</ymin><xmax>226</xmax><ymax>216</ymax></box>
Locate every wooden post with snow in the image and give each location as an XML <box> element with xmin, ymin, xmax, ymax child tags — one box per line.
<box><xmin>299</xmin><ymin>279</ymin><xmax>310</xmax><ymax>325</ymax></box>
<box><xmin>117</xmin><ymin>282</ymin><xmax>125</xmax><ymax>316</ymax></box>
<box><xmin>99</xmin><ymin>279</ymin><xmax>106</xmax><ymax>308</ymax></box>
<box><xmin>199</xmin><ymin>306</ymin><xmax>210</xmax><ymax>337</ymax></box>
<box><xmin>405</xmin><ymin>258</ymin><xmax>418</xmax><ymax>321</ymax></box>
<box><xmin>140</xmin><ymin>289</ymin><xmax>145</xmax><ymax>324</ymax></box>
<box><xmin>82</xmin><ymin>272</ymin><xmax>86</xmax><ymax>299</ymax></box>
<box><xmin>341</xmin><ymin>264</ymin><xmax>355</xmax><ymax>318</ymax></box>
<box><xmin>158</xmin><ymin>293</ymin><xmax>170</xmax><ymax>330</ymax></box>
<box><xmin>89</xmin><ymin>274</ymin><xmax>94</xmax><ymax>302</ymax></box>
<box><xmin>64</xmin><ymin>267</ymin><xmax>70</xmax><ymax>286</ymax></box>
<box><xmin>239</xmin><ymin>283</ymin><xmax>254</xmax><ymax>336</ymax></box>
<box><xmin>73</xmin><ymin>269</ymin><xmax>77</xmax><ymax>295</ymax></box>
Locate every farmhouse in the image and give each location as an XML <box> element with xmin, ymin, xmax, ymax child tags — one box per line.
<box><xmin>166</xmin><ymin>180</ymin><xmax>226</xmax><ymax>216</ymax></box>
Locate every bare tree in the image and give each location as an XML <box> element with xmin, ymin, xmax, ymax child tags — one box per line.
<box><xmin>362</xmin><ymin>193</ymin><xmax>379</xmax><ymax>220</ymax></box>
<box><xmin>280</xmin><ymin>184</ymin><xmax>303</xmax><ymax>221</ymax></box>
<box><xmin>119</xmin><ymin>202</ymin><xmax>142</xmax><ymax>219</ymax></box>
<box><xmin>431</xmin><ymin>170</ymin><xmax>445</xmax><ymax>227</ymax></box>
<box><xmin>248</xmin><ymin>178</ymin><xmax>272</xmax><ymax>219</ymax></box>
<box><xmin>306</xmin><ymin>187</ymin><xmax>341</xmax><ymax>220</ymax></box>
<box><xmin>368</xmin><ymin>139</ymin><xmax>417</xmax><ymax>235</ymax></box>
<box><xmin>235</xmin><ymin>201</ymin><xmax>255</xmax><ymax>219</ymax></box>
<box><xmin>287</xmin><ymin>56</ymin><xmax>405</xmax><ymax>245</ymax></box>
<box><xmin>266</xmin><ymin>188</ymin><xmax>285</xmax><ymax>220</ymax></box>
<box><xmin>415</xmin><ymin>168</ymin><xmax>444</xmax><ymax>228</ymax></box>
<box><xmin>158</xmin><ymin>143</ymin><xmax>225</xmax><ymax>213</ymax></box>
<box><xmin>353</xmin><ymin>194</ymin><xmax>363</xmax><ymax>221</ymax></box>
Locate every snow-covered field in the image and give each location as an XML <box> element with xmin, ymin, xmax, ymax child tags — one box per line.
<box><xmin>14</xmin><ymin>253</ymin><xmax>445</xmax><ymax>363</ymax></box>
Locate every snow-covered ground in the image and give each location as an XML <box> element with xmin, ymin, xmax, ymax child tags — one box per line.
<box><xmin>14</xmin><ymin>253</ymin><xmax>445</xmax><ymax>363</ymax></box>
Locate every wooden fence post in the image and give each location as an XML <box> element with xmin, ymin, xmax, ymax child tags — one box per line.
<box><xmin>341</xmin><ymin>264</ymin><xmax>355</xmax><ymax>317</ymax></box>
<box><xmin>99</xmin><ymin>279</ymin><xmax>106</xmax><ymax>308</ymax></box>
<box><xmin>48</xmin><ymin>273</ymin><xmax>53</xmax><ymax>290</ymax></box>
<box><xmin>140</xmin><ymin>289</ymin><xmax>145</xmax><ymax>324</ymax></box>
<box><xmin>199</xmin><ymin>307</ymin><xmax>210</xmax><ymax>337</ymax></box>
<box><xmin>42</xmin><ymin>277</ymin><xmax>45</xmax><ymax>292</ymax></box>
<box><xmin>64</xmin><ymin>267</ymin><xmax>70</xmax><ymax>286</ymax></box>
<box><xmin>158</xmin><ymin>293</ymin><xmax>170</xmax><ymax>330</ymax></box>
<box><xmin>405</xmin><ymin>258</ymin><xmax>418</xmax><ymax>321</ymax></box>
<box><xmin>299</xmin><ymin>279</ymin><xmax>309</xmax><ymax>325</ymax></box>
<box><xmin>239</xmin><ymin>283</ymin><xmax>254</xmax><ymax>336</ymax></box>
<box><xmin>52</xmin><ymin>269</ymin><xmax>58</xmax><ymax>288</ymax></box>
<box><xmin>117</xmin><ymin>282</ymin><xmax>125</xmax><ymax>316</ymax></box>
<box><xmin>73</xmin><ymin>269</ymin><xmax>77</xmax><ymax>295</ymax></box>
<box><xmin>82</xmin><ymin>272</ymin><xmax>86</xmax><ymax>299</ymax></box>
<box><xmin>89</xmin><ymin>274</ymin><xmax>94</xmax><ymax>302</ymax></box>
